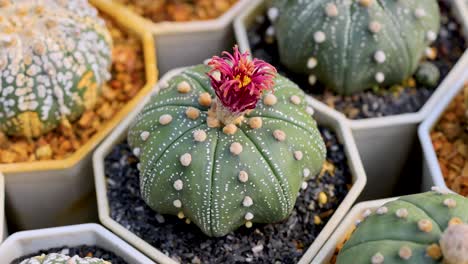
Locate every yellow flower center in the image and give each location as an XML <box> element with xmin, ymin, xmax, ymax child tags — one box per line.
<box><xmin>236</xmin><ymin>75</ymin><xmax>251</xmax><ymax>88</ymax></box>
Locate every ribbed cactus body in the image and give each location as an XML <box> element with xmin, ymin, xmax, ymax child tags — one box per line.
<box><xmin>0</xmin><ymin>0</ymin><xmax>112</xmax><ymax>138</ymax></box>
<box><xmin>19</xmin><ymin>253</ymin><xmax>109</xmax><ymax>264</ymax></box>
<box><xmin>337</xmin><ymin>191</ymin><xmax>468</xmax><ymax>264</ymax></box>
<box><xmin>128</xmin><ymin>65</ymin><xmax>326</xmax><ymax>237</ymax></box>
<box><xmin>274</xmin><ymin>0</ymin><xmax>440</xmax><ymax>95</ymax></box>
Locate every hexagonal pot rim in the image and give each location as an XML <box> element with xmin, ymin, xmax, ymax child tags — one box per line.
<box><xmin>0</xmin><ymin>0</ymin><xmax>158</xmax><ymax>174</ymax></box>
<box><xmin>93</xmin><ymin>66</ymin><xmax>366</xmax><ymax>264</ymax></box>
<box><xmin>312</xmin><ymin>198</ymin><xmax>396</xmax><ymax>263</ymax></box>
<box><xmin>418</xmin><ymin>74</ymin><xmax>468</xmax><ymax>192</ymax></box>
<box><xmin>92</xmin><ymin>0</ymin><xmax>254</xmax><ymax>35</ymax></box>
<box><xmin>233</xmin><ymin>0</ymin><xmax>468</xmax><ymax>131</ymax></box>
<box><xmin>0</xmin><ymin>223</ymin><xmax>155</xmax><ymax>263</ymax></box>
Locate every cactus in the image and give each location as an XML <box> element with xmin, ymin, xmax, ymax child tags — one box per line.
<box><xmin>128</xmin><ymin>47</ymin><xmax>326</xmax><ymax>237</ymax></box>
<box><xmin>337</xmin><ymin>189</ymin><xmax>468</xmax><ymax>264</ymax></box>
<box><xmin>415</xmin><ymin>62</ymin><xmax>440</xmax><ymax>88</ymax></box>
<box><xmin>273</xmin><ymin>0</ymin><xmax>440</xmax><ymax>95</ymax></box>
<box><xmin>19</xmin><ymin>253</ymin><xmax>109</xmax><ymax>264</ymax></box>
<box><xmin>0</xmin><ymin>0</ymin><xmax>112</xmax><ymax>138</ymax></box>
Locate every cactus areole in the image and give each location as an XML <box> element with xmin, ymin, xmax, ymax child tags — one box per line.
<box><xmin>19</xmin><ymin>253</ymin><xmax>109</xmax><ymax>264</ymax></box>
<box><xmin>337</xmin><ymin>189</ymin><xmax>468</xmax><ymax>264</ymax></box>
<box><xmin>128</xmin><ymin>47</ymin><xmax>326</xmax><ymax>237</ymax></box>
<box><xmin>0</xmin><ymin>0</ymin><xmax>112</xmax><ymax>138</ymax></box>
<box><xmin>273</xmin><ymin>0</ymin><xmax>440</xmax><ymax>95</ymax></box>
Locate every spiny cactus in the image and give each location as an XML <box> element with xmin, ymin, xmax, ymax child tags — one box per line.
<box><xmin>273</xmin><ymin>0</ymin><xmax>440</xmax><ymax>95</ymax></box>
<box><xmin>128</xmin><ymin>47</ymin><xmax>326</xmax><ymax>237</ymax></box>
<box><xmin>0</xmin><ymin>0</ymin><xmax>112</xmax><ymax>138</ymax></box>
<box><xmin>19</xmin><ymin>253</ymin><xmax>109</xmax><ymax>264</ymax></box>
<box><xmin>337</xmin><ymin>189</ymin><xmax>468</xmax><ymax>264</ymax></box>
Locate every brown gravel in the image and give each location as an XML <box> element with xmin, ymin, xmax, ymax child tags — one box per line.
<box><xmin>430</xmin><ymin>82</ymin><xmax>468</xmax><ymax>196</ymax></box>
<box><xmin>0</xmin><ymin>13</ymin><xmax>146</xmax><ymax>163</ymax></box>
<box><xmin>114</xmin><ymin>0</ymin><xmax>238</xmax><ymax>22</ymax></box>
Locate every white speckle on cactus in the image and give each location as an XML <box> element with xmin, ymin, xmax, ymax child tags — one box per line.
<box><xmin>249</xmin><ymin>117</ymin><xmax>263</xmax><ymax>129</ymax></box>
<box><xmin>211</xmin><ymin>70</ymin><xmax>221</xmax><ymax>81</ymax></box>
<box><xmin>376</xmin><ymin>206</ymin><xmax>388</xmax><ymax>215</ymax></box>
<box><xmin>368</xmin><ymin>21</ymin><xmax>382</xmax><ymax>33</ymax></box>
<box><xmin>426</xmin><ymin>31</ymin><xmax>437</xmax><ymax>42</ymax></box>
<box><xmin>306</xmin><ymin>106</ymin><xmax>314</xmax><ymax>116</ymax></box>
<box><xmin>443</xmin><ymin>198</ymin><xmax>457</xmax><ymax>208</ymax></box>
<box><xmin>245</xmin><ymin>212</ymin><xmax>254</xmax><ymax>220</ymax></box>
<box><xmin>266</xmin><ymin>26</ymin><xmax>275</xmax><ymax>37</ymax></box>
<box><xmin>371</xmin><ymin>252</ymin><xmax>384</xmax><ymax>264</ymax></box>
<box><xmin>267</xmin><ymin>7</ymin><xmax>279</xmax><ymax>22</ymax></box>
<box><xmin>301</xmin><ymin>181</ymin><xmax>308</xmax><ymax>190</ymax></box>
<box><xmin>307</xmin><ymin>57</ymin><xmax>318</xmax><ymax>69</ymax></box>
<box><xmin>374</xmin><ymin>50</ymin><xmax>386</xmax><ymax>64</ymax></box>
<box><xmin>177</xmin><ymin>81</ymin><xmax>191</xmax><ymax>93</ymax></box>
<box><xmin>245</xmin><ymin>221</ymin><xmax>253</xmax><ymax>228</ymax></box>
<box><xmin>140</xmin><ymin>131</ymin><xmax>150</xmax><ymax>141</ymax></box>
<box><xmin>273</xmin><ymin>129</ymin><xmax>286</xmax><ymax>142</ymax></box>
<box><xmin>238</xmin><ymin>170</ymin><xmax>249</xmax><ymax>183</ymax></box>
<box><xmin>173</xmin><ymin>199</ymin><xmax>182</xmax><ymax>208</ymax></box>
<box><xmin>294</xmin><ymin>151</ymin><xmax>303</xmax><ymax>161</ymax></box>
<box><xmin>243</xmin><ymin>196</ymin><xmax>253</xmax><ymax>207</ymax></box>
<box><xmin>223</xmin><ymin>124</ymin><xmax>238</xmax><ymax>135</ymax></box>
<box><xmin>193</xmin><ymin>130</ymin><xmax>207</xmax><ymax>142</ymax></box>
<box><xmin>230</xmin><ymin>142</ymin><xmax>243</xmax><ymax>156</ymax></box>
<box><xmin>180</xmin><ymin>153</ymin><xmax>192</xmax><ymax>167</ymax></box>
<box><xmin>263</xmin><ymin>93</ymin><xmax>277</xmax><ymax>106</ymax></box>
<box><xmin>358</xmin><ymin>0</ymin><xmax>373</xmax><ymax>7</ymax></box>
<box><xmin>174</xmin><ymin>179</ymin><xmax>184</xmax><ymax>191</ymax></box>
<box><xmin>186</xmin><ymin>107</ymin><xmax>200</xmax><ymax>120</ymax></box>
<box><xmin>399</xmin><ymin>246</ymin><xmax>413</xmax><ymax>260</ymax></box>
<box><xmin>395</xmin><ymin>208</ymin><xmax>409</xmax><ymax>219</ymax></box>
<box><xmin>137</xmin><ymin>163</ymin><xmax>141</xmax><ymax>171</ymax></box>
<box><xmin>440</xmin><ymin>224</ymin><xmax>468</xmax><ymax>264</ymax></box>
<box><xmin>290</xmin><ymin>95</ymin><xmax>301</xmax><ymax>105</ymax></box>
<box><xmin>325</xmin><ymin>3</ymin><xmax>338</xmax><ymax>17</ymax></box>
<box><xmin>308</xmin><ymin>75</ymin><xmax>317</xmax><ymax>85</ymax></box>
<box><xmin>159</xmin><ymin>114</ymin><xmax>173</xmax><ymax>125</ymax></box>
<box><xmin>418</xmin><ymin>219</ymin><xmax>433</xmax><ymax>232</ymax></box>
<box><xmin>375</xmin><ymin>72</ymin><xmax>385</xmax><ymax>83</ymax></box>
<box><xmin>414</xmin><ymin>8</ymin><xmax>426</xmax><ymax>18</ymax></box>
<box><xmin>313</xmin><ymin>31</ymin><xmax>326</xmax><ymax>43</ymax></box>
<box><xmin>133</xmin><ymin>148</ymin><xmax>141</xmax><ymax>157</ymax></box>
<box><xmin>303</xmin><ymin>168</ymin><xmax>311</xmax><ymax>178</ymax></box>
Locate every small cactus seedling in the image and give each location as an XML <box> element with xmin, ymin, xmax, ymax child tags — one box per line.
<box><xmin>337</xmin><ymin>188</ymin><xmax>468</xmax><ymax>264</ymax></box>
<box><xmin>19</xmin><ymin>253</ymin><xmax>109</xmax><ymax>264</ymax></box>
<box><xmin>0</xmin><ymin>0</ymin><xmax>112</xmax><ymax>138</ymax></box>
<box><xmin>273</xmin><ymin>0</ymin><xmax>440</xmax><ymax>95</ymax></box>
<box><xmin>128</xmin><ymin>46</ymin><xmax>326</xmax><ymax>237</ymax></box>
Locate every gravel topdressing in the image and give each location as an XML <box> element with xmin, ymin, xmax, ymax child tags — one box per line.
<box><xmin>11</xmin><ymin>245</ymin><xmax>127</xmax><ymax>264</ymax></box>
<box><xmin>105</xmin><ymin>126</ymin><xmax>352</xmax><ymax>264</ymax></box>
<box><xmin>248</xmin><ymin>0</ymin><xmax>466</xmax><ymax>119</ymax></box>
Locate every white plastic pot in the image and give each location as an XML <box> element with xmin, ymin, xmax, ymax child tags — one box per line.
<box><xmin>234</xmin><ymin>0</ymin><xmax>468</xmax><ymax>200</ymax></box>
<box><xmin>92</xmin><ymin>0</ymin><xmax>252</xmax><ymax>75</ymax></box>
<box><xmin>1</xmin><ymin>1</ymin><xmax>158</xmax><ymax>231</ymax></box>
<box><xmin>312</xmin><ymin>198</ymin><xmax>396</xmax><ymax>264</ymax></box>
<box><xmin>93</xmin><ymin>66</ymin><xmax>366</xmax><ymax>264</ymax></box>
<box><xmin>0</xmin><ymin>223</ymin><xmax>154</xmax><ymax>263</ymax></box>
<box><xmin>419</xmin><ymin>73</ymin><xmax>468</xmax><ymax>193</ymax></box>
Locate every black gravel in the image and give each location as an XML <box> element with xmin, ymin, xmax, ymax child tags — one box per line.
<box><xmin>248</xmin><ymin>0</ymin><xmax>466</xmax><ymax>119</ymax></box>
<box><xmin>105</xmin><ymin>126</ymin><xmax>351</xmax><ymax>264</ymax></box>
<box><xmin>11</xmin><ymin>245</ymin><xmax>127</xmax><ymax>264</ymax></box>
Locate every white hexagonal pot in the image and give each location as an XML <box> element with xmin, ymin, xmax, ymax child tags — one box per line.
<box><xmin>312</xmin><ymin>198</ymin><xmax>396</xmax><ymax>264</ymax></box>
<box><xmin>0</xmin><ymin>223</ymin><xmax>154</xmax><ymax>263</ymax></box>
<box><xmin>92</xmin><ymin>0</ymin><xmax>253</xmax><ymax>75</ymax></box>
<box><xmin>92</xmin><ymin>66</ymin><xmax>367</xmax><ymax>264</ymax></box>
<box><xmin>234</xmin><ymin>0</ymin><xmax>468</xmax><ymax>200</ymax></box>
<box><xmin>419</xmin><ymin>73</ymin><xmax>468</xmax><ymax>193</ymax></box>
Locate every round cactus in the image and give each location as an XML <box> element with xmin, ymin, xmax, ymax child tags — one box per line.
<box><xmin>273</xmin><ymin>0</ymin><xmax>440</xmax><ymax>95</ymax></box>
<box><xmin>0</xmin><ymin>0</ymin><xmax>112</xmax><ymax>138</ymax></box>
<box><xmin>19</xmin><ymin>253</ymin><xmax>109</xmax><ymax>264</ymax></box>
<box><xmin>337</xmin><ymin>189</ymin><xmax>468</xmax><ymax>264</ymax></box>
<box><xmin>128</xmin><ymin>47</ymin><xmax>326</xmax><ymax>237</ymax></box>
<box><xmin>415</xmin><ymin>62</ymin><xmax>440</xmax><ymax>87</ymax></box>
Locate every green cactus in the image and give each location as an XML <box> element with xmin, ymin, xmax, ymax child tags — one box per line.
<box><xmin>0</xmin><ymin>0</ymin><xmax>112</xmax><ymax>138</ymax></box>
<box><xmin>337</xmin><ymin>189</ymin><xmax>468</xmax><ymax>264</ymax></box>
<box><xmin>128</xmin><ymin>47</ymin><xmax>326</xmax><ymax>237</ymax></box>
<box><xmin>273</xmin><ymin>0</ymin><xmax>440</xmax><ymax>95</ymax></box>
<box><xmin>415</xmin><ymin>62</ymin><xmax>440</xmax><ymax>88</ymax></box>
<box><xmin>19</xmin><ymin>253</ymin><xmax>109</xmax><ymax>264</ymax></box>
